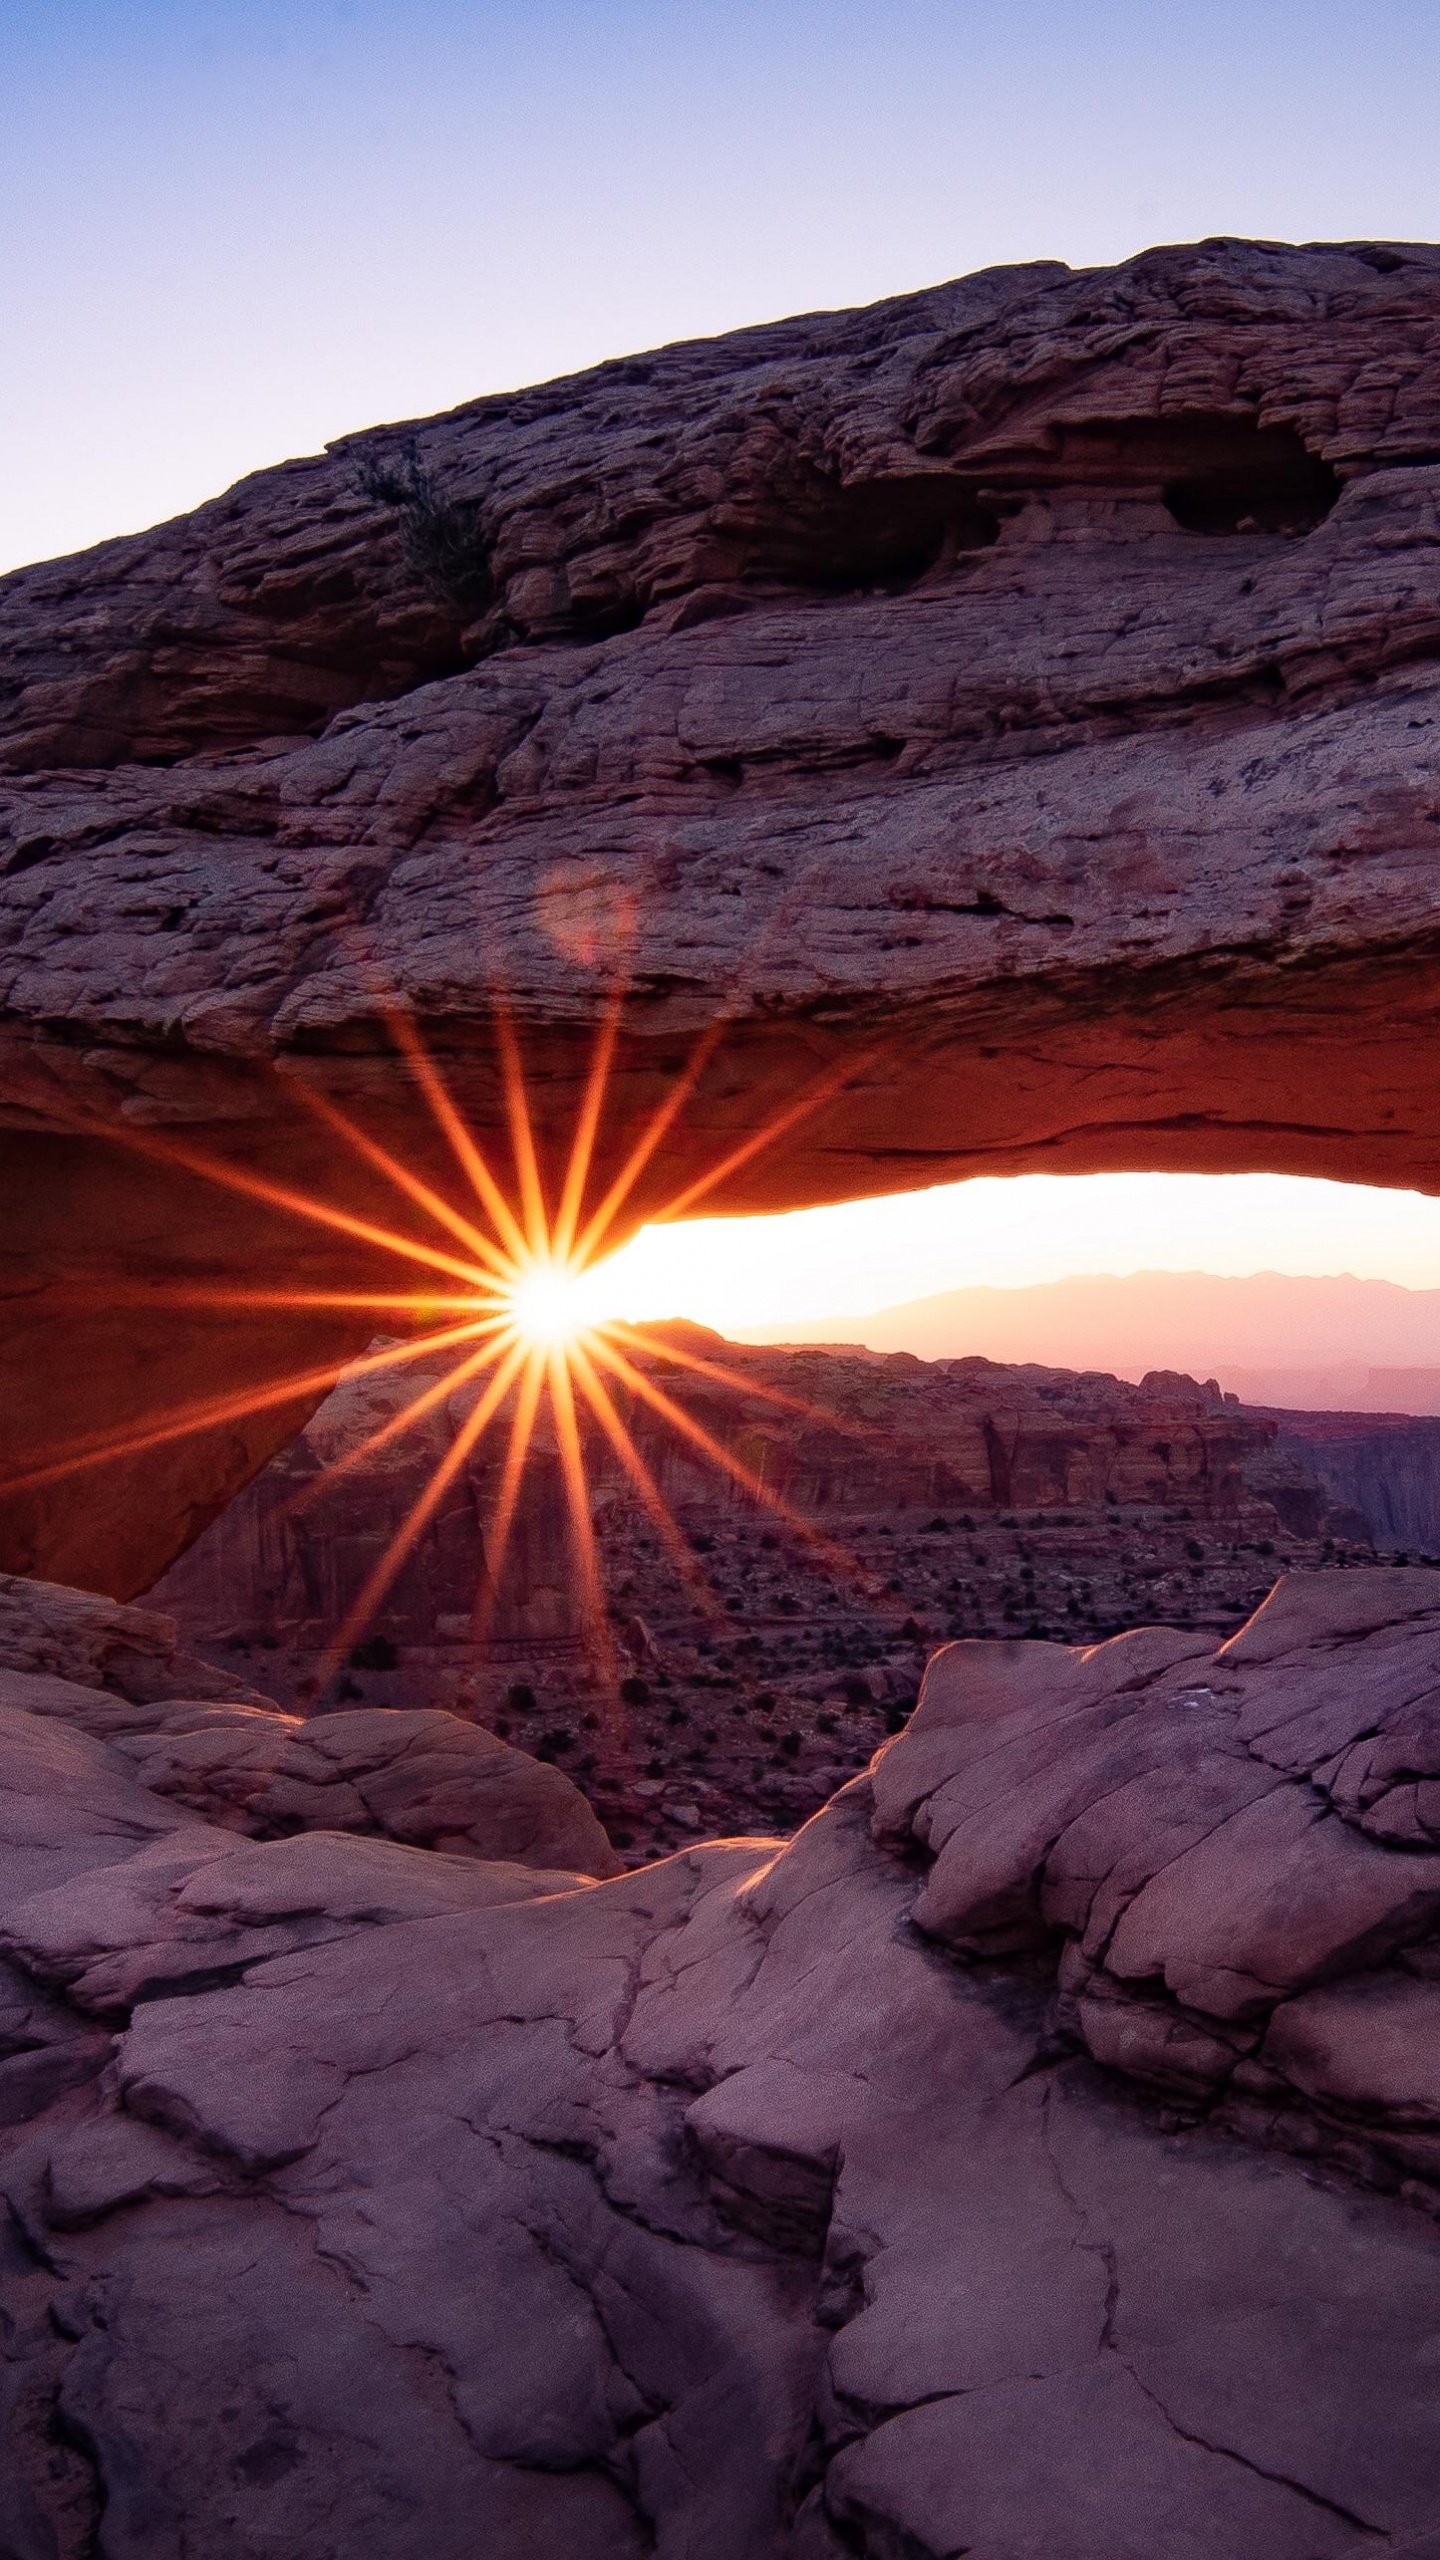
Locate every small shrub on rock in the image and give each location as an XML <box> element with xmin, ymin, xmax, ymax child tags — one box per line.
<box><xmin>354</xmin><ymin>437</ymin><xmax>493</xmax><ymax>611</ymax></box>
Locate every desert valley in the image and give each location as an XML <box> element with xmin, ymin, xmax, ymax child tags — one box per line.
<box><xmin>149</xmin><ymin>1328</ymin><xmax>1397</xmax><ymax>1862</ymax></box>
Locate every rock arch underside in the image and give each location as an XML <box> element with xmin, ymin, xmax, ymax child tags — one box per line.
<box><xmin>7</xmin><ymin>241</ymin><xmax>1440</xmax><ymax>2555</ymax></box>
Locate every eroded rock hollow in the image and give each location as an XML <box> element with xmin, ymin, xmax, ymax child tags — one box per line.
<box><xmin>6</xmin><ymin>238</ymin><xmax>1440</xmax><ymax>1591</ymax></box>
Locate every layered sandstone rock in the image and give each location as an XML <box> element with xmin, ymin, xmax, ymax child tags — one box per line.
<box><xmin>147</xmin><ymin>1329</ymin><xmax>1348</xmax><ymax>1660</ymax></box>
<box><xmin>879</xmin><ymin>1567</ymin><xmax>1440</xmax><ymax>2199</ymax></box>
<box><xmin>7</xmin><ymin>240</ymin><xmax>1440</xmax><ymax>1592</ymax></box>
<box><xmin>6</xmin><ymin>1568</ymin><xmax>1440</xmax><ymax>2554</ymax></box>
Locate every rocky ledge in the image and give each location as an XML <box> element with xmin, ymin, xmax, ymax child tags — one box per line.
<box><xmin>6</xmin><ymin>1564</ymin><xmax>1440</xmax><ymax>2555</ymax></box>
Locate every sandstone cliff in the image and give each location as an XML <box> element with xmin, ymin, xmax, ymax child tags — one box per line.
<box><xmin>7</xmin><ymin>241</ymin><xmax>1440</xmax><ymax>1592</ymax></box>
<box><xmin>1269</xmin><ymin>1405</ymin><xmax>1440</xmax><ymax>1556</ymax></box>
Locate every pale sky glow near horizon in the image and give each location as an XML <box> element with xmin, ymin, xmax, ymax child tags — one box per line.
<box><xmin>570</xmin><ymin>1176</ymin><xmax>1440</xmax><ymax>1335</ymax></box>
<box><xmin>9</xmin><ymin>3</ymin><xmax>1440</xmax><ymax>1319</ymax></box>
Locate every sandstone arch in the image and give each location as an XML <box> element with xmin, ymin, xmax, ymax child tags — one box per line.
<box><xmin>5</xmin><ymin>236</ymin><xmax>1440</xmax><ymax>1594</ymax></box>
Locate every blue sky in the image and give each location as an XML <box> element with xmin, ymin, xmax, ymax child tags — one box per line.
<box><xmin>4</xmin><ymin>0</ymin><xmax>1439</xmax><ymax>571</ymax></box>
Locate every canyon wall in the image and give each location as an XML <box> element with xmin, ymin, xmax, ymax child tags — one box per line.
<box><xmin>148</xmin><ymin>1333</ymin><xmax>1372</xmax><ymax>1859</ymax></box>
<box><xmin>1270</xmin><ymin>1407</ymin><xmax>1440</xmax><ymax>1554</ymax></box>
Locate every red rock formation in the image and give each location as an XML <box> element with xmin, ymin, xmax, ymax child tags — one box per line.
<box><xmin>7</xmin><ymin>241</ymin><xmax>1440</xmax><ymax>1593</ymax></box>
<box><xmin>1266</xmin><ymin>1404</ymin><xmax>1440</xmax><ymax>1554</ymax></box>
<box><xmin>142</xmin><ymin>1330</ymin><xmax>1371</xmax><ymax>1857</ymax></box>
<box><xmin>7</xmin><ymin>1567</ymin><xmax>1440</xmax><ymax>2552</ymax></box>
<box><xmin>0</xmin><ymin>1569</ymin><xmax>619</xmax><ymax>1879</ymax></box>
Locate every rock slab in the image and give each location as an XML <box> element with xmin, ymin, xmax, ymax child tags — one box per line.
<box><xmin>5</xmin><ymin>1568</ymin><xmax>1440</xmax><ymax>2553</ymax></box>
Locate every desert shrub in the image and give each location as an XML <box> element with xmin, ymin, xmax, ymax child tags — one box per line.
<box><xmin>354</xmin><ymin>437</ymin><xmax>493</xmax><ymax>611</ymax></box>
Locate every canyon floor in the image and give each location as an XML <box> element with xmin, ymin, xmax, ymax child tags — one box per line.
<box><xmin>148</xmin><ymin>1329</ymin><xmax>1394</xmax><ymax>1865</ymax></box>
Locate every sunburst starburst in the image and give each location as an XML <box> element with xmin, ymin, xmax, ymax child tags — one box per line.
<box><xmin>9</xmin><ymin>1002</ymin><xmax>885</xmax><ymax>1795</ymax></box>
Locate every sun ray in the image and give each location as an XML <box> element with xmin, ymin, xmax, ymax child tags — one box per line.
<box><xmin>57</xmin><ymin>1109</ymin><xmax>497</xmax><ymax>1294</ymax></box>
<box><xmin>383</xmin><ymin>1010</ymin><xmax>534</xmax><ymax>1267</ymax></box>
<box><xmin>547</xmin><ymin>1344</ymin><xmax>621</xmax><ymax>1733</ymax></box>
<box><xmin>2</xmin><ymin>1317</ymin><xmax>500</xmax><ymax>1497</ymax></box>
<box><xmin>279</xmin><ymin>1328</ymin><xmax>519</xmax><ymax>1522</ymax></box>
<box><xmin>568</xmin><ymin>1339</ymin><xmax>730</xmax><ymax>1626</ymax></box>
<box><xmin>48</xmin><ymin>1285</ymin><xmax>494</xmax><ymax>1317</ymax></box>
<box><xmin>494</xmin><ymin>1006</ymin><xmax>550</xmax><ymax>1259</ymax></box>
<box><xmin>319</xmin><ymin>1334</ymin><xmax>533</xmax><ymax>1681</ymax></box>
<box><xmin>573</xmin><ymin>1018</ymin><xmax>728</xmax><ymax>1268</ymax></box>
<box><xmin>471</xmin><ymin>1347</ymin><xmax>549</xmax><ymax>1643</ymax></box>
<box><xmin>606</xmin><ymin>1320</ymin><xmax>887</xmax><ymax>1446</ymax></box>
<box><xmin>586</xmin><ymin>1331</ymin><xmax>860</xmax><ymax>1578</ymax></box>
<box><xmin>647</xmin><ymin>1041</ymin><xmax>886</xmax><ymax>1230</ymax></box>
<box><xmin>288</xmin><ymin>1081</ymin><xmax>512</xmax><ymax>1279</ymax></box>
<box><xmin>551</xmin><ymin>992</ymin><xmax>624</xmax><ymax>1265</ymax></box>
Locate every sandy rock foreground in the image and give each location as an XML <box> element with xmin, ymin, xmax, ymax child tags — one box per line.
<box><xmin>6</xmin><ymin>1569</ymin><xmax>1440</xmax><ymax>2556</ymax></box>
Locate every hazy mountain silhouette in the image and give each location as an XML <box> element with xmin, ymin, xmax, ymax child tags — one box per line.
<box><xmin>741</xmin><ymin>1270</ymin><xmax>1440</xmax><ymax>1413</ymax></box>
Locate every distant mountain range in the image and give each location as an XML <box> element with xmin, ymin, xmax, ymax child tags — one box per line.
<box><xmin>740</xmin><ymin>1270</ymin><xmax>1440</xmax><ymax>1414</ymax></box>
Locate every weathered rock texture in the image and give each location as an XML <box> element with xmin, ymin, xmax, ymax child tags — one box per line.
<box><xmin>147</xmin><ymin>1328</ymin><xmax>1374</xmax><ymax>1858</ymax></box>
<box><xmin>7</xmin><ymin>239</ymin><xmax>1440</xmax><ymax>1592</ymax></box>
<box><xmin>6</xmin><ymin>1565</ymin><xmax>1440</xmax><ymax>2556</ymax></box>
<box><xmin>0</xmin><ymin>1573</ymin><xmax>620</xmax><ymax>1879</ymax></box>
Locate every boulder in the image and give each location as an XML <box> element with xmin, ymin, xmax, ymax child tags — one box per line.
<box><xmin>0</xmin><ymin>1573</ymin><xmax>622</xmax><ymax>1882</ymax></box>
<box><xmin>0</xmin><ymin>1571</ymin><xmax>274</xmax><ymax>1706</ymax></box>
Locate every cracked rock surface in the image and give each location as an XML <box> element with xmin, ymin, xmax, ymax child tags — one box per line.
<box><xmin>9</xmin><ymin>239</ymin><xmax>1440</xmax><ymax>1595</ymax></box>
<box><xmin>6</xmin><ymin>1566</ymin><xmax>1440</xmax><ymax>2554</ymax></box>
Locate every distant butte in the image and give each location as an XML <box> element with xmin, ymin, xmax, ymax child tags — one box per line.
<box><xmin>6</xmin><ymin>241</ymin><xmax>1440</xmax><ymax>1592</ymax></box>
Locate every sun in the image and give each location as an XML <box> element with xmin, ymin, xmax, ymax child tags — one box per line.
<box><xmin>15</xmin><ymin>990</ymin><xmax>869</xmax><ymax>1740</ymax></box>
<box><xmin>505</xmin><ymin>1259</ymin><xmax>594</xmax><ymax>1347</ymax></box>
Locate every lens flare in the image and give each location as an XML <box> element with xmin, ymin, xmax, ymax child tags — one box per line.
<box><xmin>505</xmin><ymin>1259</ymin><xmax>595</xmax><ymax>1346</ymax></box>
<box><xmin>10</xmin><ymin>998</ymin><xmax>881</xmax><ymax>1757</ymax></box>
